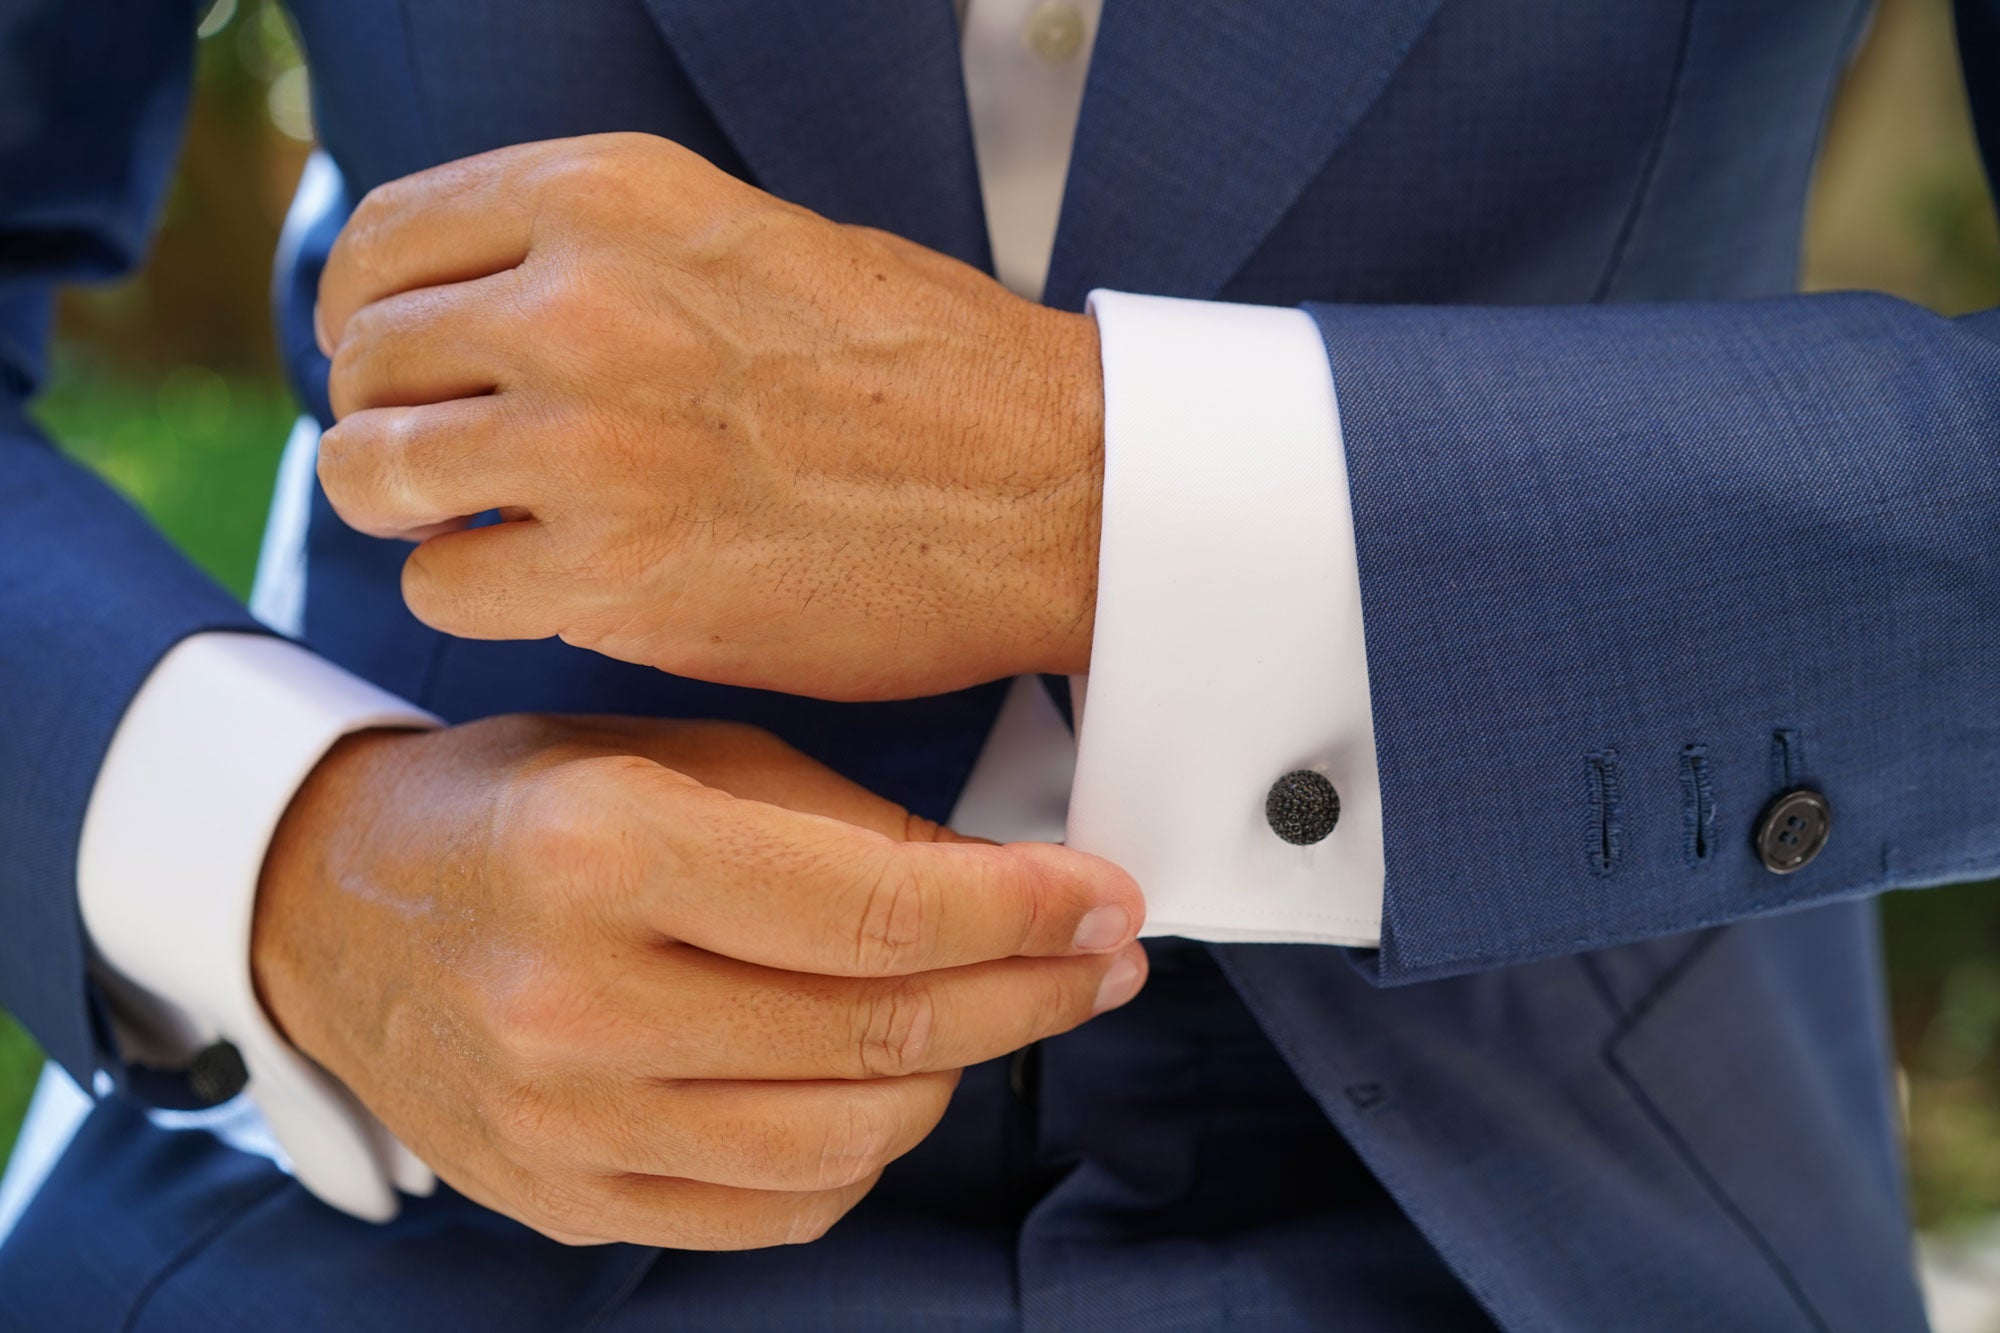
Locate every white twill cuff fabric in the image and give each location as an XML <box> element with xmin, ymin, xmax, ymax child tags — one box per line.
<box><xmin>78</xmin><ymin>632</ymin><xmax>440</xmax><ymax>1220</ymax></box>
<box><xmin>1070</xmin><ymin>291</ymin><xmax>1385</xmax><ymax>946</ymax></box>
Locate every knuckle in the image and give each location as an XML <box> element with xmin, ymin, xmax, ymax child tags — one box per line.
<box><xmin>538</xmin><ymin>147</ymin><xmax>615</xmax><ymax>194</ymax></box>
<box><xmin>853</xmin><ymin>978</ymin><xmax>935</xmax><ymax>1078</ymax></box>
<box><xmin>534</xmin><ymin>1227</ymin><xmax>603</xmax><ymax>1248</ymax></box>
<box><xmin>487</xmin><ymin>1080</ymin><xmax>567</xmax><ymax>1163</ymax></box>
<box><xmin>554</xmin><ymin>264</ymin><xmax>621</xmax><ymax>334</ymax></box>
<box><xmin>340</xmin><ymin>296</ymin><xmax>392</xmax><ymax>350</ymax></box>
<box><xmin>314</xmin><ymin>419</ymin><xmax>367</xmax><ymax>501</ymax></box>
<box><xmin>532</xmin><ymin>141</ymin><xmax>650</xmax><ymax>217</ymax></box>
<box><xmin>684</xmin><ymin>1210</ymin><xmax>789</xmax><ymax>1253</ymax></box>
<box><xmin>850</xmin><ymin>857</ymin><xmax>937</xmax><ymax>976</ymax></box>
<box><xmin>551</xmin><ymin>615</ymin><xmax>611</xmax><ymax>656</ymax></box>
<box><xmin>499</xmin><ymin>761</ymin><xmax>606</xmax><ymax>865</ymax></box>
<box><xmin>783</xmin><ymin>1189</ymin><xmax>862</xmax><ymax>1246</ymax></box>
<box><xmin>666</xmin><ymin>721</ymin><xmax>782</xmax><ymax>777</ymax></box>
<box><xmin>545</xmin><ymin>525</ymin><xmax>629</xmax><ymax>602</ymax></box>
<box><xmin>513</xmin><ymin>1169</ymin><xmax>601</xmax><ymax>1239</ymax></box>
<box><xmin>327</xmin><ymin>451</ymin><xmax>413</xmax><ymax>541</ymax></box>
<box><xmin>591</xmin><ymin>510</ymin><xmax>686</xmax><ymax>589</ymax></box>
<box><xmin>514</xmin><ymin>260</ymin><xmax>578</xmax><ymax>321</ymax></box>
<box><xmin>811</xmin><ymin>1095</ymin><xmax>893</xmax><ymax>1190</ymax></box>
<box><xmin>782</xmin><ymin>1211</ymin><xmax>838</xmax><ymax>1248</ymax></box>
<box><xmin>324</xmin><ymin>335</ymin><xmax>375</xmax><ymax>417</ymax></box>
<box><xmin>398</xmin><ymin>546</ymin><xmax>458</xmax><ymax>630</ymax></box>
<box><xmin>513</xmin><ymin>266</ymin><xmax>624</xmax><ymax>376</ymax></box>
<box><xmin>495</xmin><ymin>757</ymin><xmax>653</xmax><ymax>901</ymax></box>
<box><xmin>1030</xmin><ymin>966</ymin><xmax>1088</xmax><ymax>1038</ymax></box>
<box><xmin>326</xmin><ymin>223</ymin><xmax>395</xmax><ymax>310</ymax></box>
<box><xmin>899</xmin><ymin>809</ymin><xmax>948</xmax><ymax>845</ymax></box>
<box><xmin>597</xmin><ymin>130</ymin><xmax>665</xmax><ymax>162</ymax></box>
<box><xmin>317</xmin><ymin>416</ymin><xmax>407</xmax><ymax>531</ymax></box>
<box><xmin>325</xmin><ymin>222</ymin><xmax>378</xmax><ymax>298</ymax></box>
<box><xmin>1009</xmin><ymin>854</ymin><xmax>1053</xmax><ymax>955</ymax></box>
<box><xmin>486</xmin><ymin>970</ymin><xmax>601</xmax><ymax>1066</ymax></box>
<box><xmin>376</xmin><ymin>412</ymin><xmax>435</xmax><ymax>499</ymax></box>
<box><xmin>676</xmin><ymin>1194</ymin><xmax>847</xmax><ymax>1252</ymax></box>
<box><xmin>347</xmin><ymin>181</ymin><xmax>406</xmax><ymax>242</ymax></box>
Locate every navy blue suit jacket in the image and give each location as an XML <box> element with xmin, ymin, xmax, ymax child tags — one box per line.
<box><xmin>3</xmin><ymin>1</ymin><xmax>1998</xmax><ymax>1328</ymax></box>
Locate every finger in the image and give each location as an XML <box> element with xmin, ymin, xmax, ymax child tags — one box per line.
<box><xmin>511</xmin><ymin>1165</ymin><xmax>879</xmax><ymax>1251</ymax></box>
<box><xmin>617</xmin><ymin>775</ymin><xmax>1145</xmax><ymax>975</ymax></box>
<box><xmin>401</xmin><ymin>520</ymin><xmax>570</xmax><ymax>641</ymax></box>
<box><xmin>570</xmin><ymin>1073</ymin><xmax>958</xmax><ymax>1192</ymax></box>
<box><xmin>327</xmin><ymin>272</ymin><xmax>520</xmax><ymax>418</ymax></box>
<box><xmin>319</xmin><ymin>399</ymin><xmax>531</xmax><ymax>539</ymax></box>
<box><xmin>604</xmin><ymin>720</ymin><xmax>953</xmax><ymax>844</ymax></box>
<box><xmin>623</xmin><ymin>942</ymin><xmax>1149</xmax><ymax>1081</ymax></box>
<box><xmin>318</xmin><ymin>143</ymin><xmax>563</xmax><ymax>350</ymax></box>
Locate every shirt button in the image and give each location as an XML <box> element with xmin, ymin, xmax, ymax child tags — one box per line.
<box><xmin>187</xmin><ymin>1039</ymin><xmax>249</xmax><ymax>1106</ymax></box>
<box><xmin>1025</xmin><ymin>3</ymin><xmax>1086</xmax><ymax>62</ymax></box>
<box><xmin>1755</xmin><ymin>789</ymin><xmax>1831</xmax><ymax>873</ymax></box>
<box><xmin>1267</xmin><ymin>770</ymin><xmax>1340</xmax><ymax>845</ymax></box>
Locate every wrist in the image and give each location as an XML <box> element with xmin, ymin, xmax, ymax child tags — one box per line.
<box><xmin>1010</xmin><ymin>305</ymin><xmax>1104</xmax><ymax>677</ymax></box>
<box><xmin>250</xmin><ymin>725</ymin><xmax>427</xmax><ymax>1061</ymax></box>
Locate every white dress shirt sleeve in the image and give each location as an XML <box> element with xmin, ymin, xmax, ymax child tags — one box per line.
<box><xmin>1066</xmin><ymin>290</ymin><xmax>1385</xmax><ymax>946</ymax></box>
<box><xmin>77</xmin><ymin>631</ymin><xmax>441</xmax><ymax>1220</ymax></box>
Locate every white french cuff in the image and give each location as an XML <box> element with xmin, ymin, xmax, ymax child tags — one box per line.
<box><xmin>78</xmin><ymin>631</ymin><xmax>441</xmax><ymax>1221</ymax></box>
<box><xmin>1067</xmin><ymin>291</ymin><xmax>1385</xmax><ymax>946</ymax></box>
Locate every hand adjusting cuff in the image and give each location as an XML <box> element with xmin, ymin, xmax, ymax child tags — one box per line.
<box><xmin>78</xmin><ymin>631</ymin><xmax>442</xmax><ymax>1220</ymax></box>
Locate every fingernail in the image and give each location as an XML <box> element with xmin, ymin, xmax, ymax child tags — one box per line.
<box><xmin>1071</xmin><ymin>904</ymin><xmax>1131</xmax><ymax>953</ymax></box>
<box><xmin>313</xmin><ymin>303</ymin><xmax>332</xmax><ymax>358</ymax></box>
<box><xmin>1091</xmin><ymin>946</ymin><xmax>1145</xmax><ymax>1015</ymax></box>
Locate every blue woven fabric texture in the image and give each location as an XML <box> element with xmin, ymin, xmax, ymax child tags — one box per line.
<box><xmin>1</xmin><ymin>0</ymin><xmax>1993</xmax><ymax>1328</ymax></box>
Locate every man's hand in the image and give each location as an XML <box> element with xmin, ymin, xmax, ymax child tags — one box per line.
<box><xmin>252</xmin><ymin>715</ymin><xmax>1145</xmax><ymax>1249</ymax></box>
<box><xmin>313</xmin><ymin>134</ymin><xmax>1104</xmax><ymax>701</ymax></box>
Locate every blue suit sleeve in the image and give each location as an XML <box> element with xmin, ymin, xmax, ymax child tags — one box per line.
<box><xmin>1317</xmin><ymin>5</ymin><xmax>2000</xmax><ymax>983</ymax></box>
<box><xmin>1</xmin><ymin>0</ymin><xmax>263</xmax><ymax>1086</ymax></box>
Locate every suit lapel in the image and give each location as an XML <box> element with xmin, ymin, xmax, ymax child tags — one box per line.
<box><xmin>635</xmin><ymin>0</ymin><xmax>993</xmax><ymax>269</ymax></box>
<box><xmin>1042</xmin><ymin>0</ymin><xmax>1445</xmax><ymax>310</ymax></box>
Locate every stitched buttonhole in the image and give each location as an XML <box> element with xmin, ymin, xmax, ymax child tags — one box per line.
<box><xmin>1587</xmin><ymin>749</ymin><xmax>1622</xmax><ymax>877</ymax></box>
<box><xmin>1680</xmin><ymin>744</ymin><xmax>1715</xmax><ymax>867</ymax></box>
<box><xmin>1770</xmin><ymin>727</ymin><xmax>1804</xmax><ymax>791</ymax></box>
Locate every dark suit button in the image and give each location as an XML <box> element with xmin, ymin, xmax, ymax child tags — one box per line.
<box><xmin>1755</xmin><ymin>789</ymin><xmax>1830</xmax><ymax>873</ymax></box>
<box><xmin>1267</xmin><ymin>770</ymin><xmax>1339</xmax><ymax>845</ymax></box>
<box><xmin>188</xmin><ymin>1040</ymin><xmax>249</xmax><ymax>1106</ymax></box>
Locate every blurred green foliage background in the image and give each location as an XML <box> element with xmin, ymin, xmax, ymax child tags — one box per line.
<box><xmin>2</xmin><ymin>0</ymin><xmax>1998</xmax><ymax>1236</ymax></box>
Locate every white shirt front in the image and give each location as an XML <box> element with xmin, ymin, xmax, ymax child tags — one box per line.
<box><xmin>73</xmin><ymin>0</ymin><xmax>1384</xmax><ymax>1220</ymax></box>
